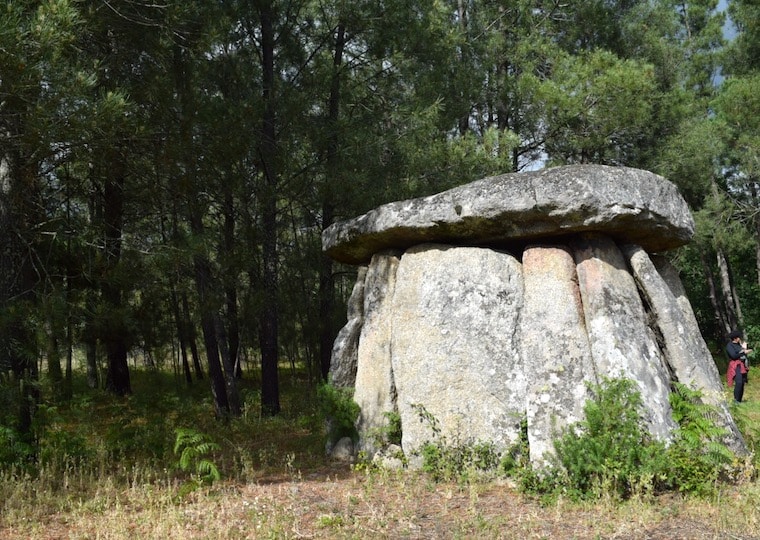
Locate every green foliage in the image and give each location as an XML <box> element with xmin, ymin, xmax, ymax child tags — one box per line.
<box><xmin>0</xmin><ymin>425</ymin><xmax>34</xmax><ymax>467</ymax></box>
<box><xmin>317</xmin><ymin>383</ymin><xmax>360</xmax><ymax>445</ymax></box>
<box><xmin>521</xmin><ymin>378</ymin><xmax>738</xmax><ymax>501</ymax></box>
<box><xmin>549</xmin><ymin>378</ymin><xmax>668</xmax><ymax>501</ymax></box>
<box><xmin>541</xmin><ymin>49</ymin><xmax>659</xmax><ymax>166</ymax></box>
<box><xmin>660</xmin><ymin>383</ymin><xmax>733</xmax><ymax>497</ymax></box>
<box><xmin>499</xmin><ymin>417</ymin><xmax>546</xmax><ymax>495</ymax></box>
<box><xmin>39</xmin><ymin>428</ymin><xmax>93</xmax><ymax>469</ymax></box>
<box><xmin>412</xmin><ymin>404</ymin><xmax>500</xmax><ymax>483</ymax></box>
<box><xmin>173</xmin><ymin>428</ymin><xmax>221</xmax><ymax>488</ymax></box>
<box><xmin>33</xmin><ymin>404</ymin><xmax>93</xmax><ymax>468</ymax></box>
<box><xmin>383</xmin><ymin>411</ymin><xmax>403</xmax><ymax>446</ymax></box>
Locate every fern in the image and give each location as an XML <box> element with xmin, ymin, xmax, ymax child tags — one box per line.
<box><xmin>174</xmin><ymin>428</ymin><xmax>221</xmax><ymax>486</ymax></box>
<box><xmin>665</xmin><ymin>383</ymin><xmax>734</xmax><ymax>495</ymax></box>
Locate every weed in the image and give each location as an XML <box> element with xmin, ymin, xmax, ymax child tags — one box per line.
<box><xmin>382</xmin><ymin>410</ymin><xmax>403</xmax><ymax>445</ymax></box>
<box><xmin>316</xmin><ymin>513</ymin><xmax>346</xmax><ymax>528</ymax></box>
<box><xmin>548</xmin><ymin>378</ymin><xmax>669</xmax><ymax>500</ymax></box>
<box><xmin>0</xmin><ymin>425</ymin><xmax>34</xmax><ymax>467</ymax></box>
<box><xmin>411</xmin><ymin>403</ymin><xmax>501</xmax><ymax>483</ymax></box>
<box><xmin>664</xmin><ymin>382</ymin><xmax>735</xmax><ymax>496</ymax></box>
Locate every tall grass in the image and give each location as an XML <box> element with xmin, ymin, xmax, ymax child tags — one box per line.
<box><xmin>1</xmin><ymin>365</ymin><xmax>760</xmax><ymax>539</ymax></box>
<box><xmin>0</xmin><ymin>367</ymin><xmax>331</xmax><ymax>533</ymax></box>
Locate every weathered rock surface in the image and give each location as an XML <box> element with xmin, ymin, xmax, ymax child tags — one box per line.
<box><xmin>353</xmin><ymin>251</ymin><xmax>400</xmax><ymax>456</ymax></box>
<box><xmin>573</xmin><ymin>234</ymin><xmax>676</xmax><ymax>440</ymax></box>
<box><xmin>330</xmin><ymin>437</ymin><xmax>355</xmax><ymax>462</ymax></box>
<box><xmin>390</xmin><ymin>245</ymin><xmax>524</xmax><ymax>462</ymax></box>
<box><xmin>324</xmin><ymin>165</ymin><xmax>746</xmax><ymax>467</ymax></box>
<box><xmin>328</xmin><ymin>267</ymin><xmax>367</xmax><ymax>389</ymax></box>
<box><xmin>625</xmin><ymin>247</ymin><xmax>746</xmax><ymax>453</ymax></box>
<box><xmin>323</xmin><ymin>165</ymin><xmax>695</xmax><ymax>265</ymax></box>
<box><xmin>521</xmin><ymin>245</ymin><xmax>595</xmax><ymax>466</ymax></box>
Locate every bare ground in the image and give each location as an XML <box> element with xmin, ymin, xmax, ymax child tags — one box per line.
<box><xmin>4</xmin><ymin>463</ymin><xmax>758</xmax><ymax>540</ymax></box>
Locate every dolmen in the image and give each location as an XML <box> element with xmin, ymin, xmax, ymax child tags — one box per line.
<box><xmin>323</xmin><ymin>164</ymin><xmax>746</xmax><ymax>467</ymax></box>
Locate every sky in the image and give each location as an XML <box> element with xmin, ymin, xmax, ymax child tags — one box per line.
<box><xmin>718</xmin><ymin>0</ymin><xmax>737</xmax><ymax>40</ymax></box>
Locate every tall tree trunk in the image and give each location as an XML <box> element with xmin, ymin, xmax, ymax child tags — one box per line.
<box><xmin>456</xmin><ymin>0</ymin><xmax>471</xmax><ymax>135</ymax></box>
<box><xmin>102</xmin><ymin>162</ymin><xmax>131</xmax><ymax>396</ymax></box>
<box><xmin>162</xmin><ymin>207</ymin><xmax>193</xmax><ymax>386</ymax></box>
<box><xmin>215</xmin><ymin>313</ymin><xmax>241</xmax><ymax>415</ymax></box>
<box><xmin>63</xmin><ymin>180</ymin><xmax>73</xmax><ymax>399</ymax></box>
<box><xmin>182</xmin><ymin>292</ymin><xmax>204</xmax><ymax>380</ymax></box>
<box><xmin>192</xmin><ymin>241</ymin><xmax>231</xmax><ymax>417</ymax></box>
<box><xmin>223</xmin><ymin>189</ymin><xmax>241</xmax><ymax>379</ymax></box>
<box><xmin>81</xmin><ymin>289</ymin><xmax>99</xmax><ymax>388</ymax></box>
<box><xmin>65</xmin><ymin>307</ymin><xmax>73</xmax><ymax>399</ymax></box>
<box><xmin>258</xmin><ymin>0</ymin><xmax>280</xmax><ymax>416</ymax></box>
<box><xmin>319</xmin><ymin>23</ymin><xmax>346</xmax><ymax>381</ymax></box>
<box><xmin>716</xmin><ymin>247</ymin><xmax>741</xmax><ymax>332</ymax></box>
<box><xmin>46</xmin><ymin>328</ymin><xmax>63</xmax><ymax>399</ymax></box>
<box><xmin>750</xmin><ymin>182</ymin><xmax>760</xmax><ymax>289</ymax></box>
<box><xmin>0</xmin><ymin>149</ymin><xmax>41</xmax><ymax>443</ymax></box>
<box><xmin>699</xmin><ymin>250</ymin><xmax>729</xmax><ymax>337</ymax></box>
<box><xmin>172</xmin><ymin>44</ymin><xmax>233</xmax><ymax>413</ymax></box>
<box><xmin>171</xmin><ymin>286</ymin><xmax>193</xmax><ymax>385</ymax></box>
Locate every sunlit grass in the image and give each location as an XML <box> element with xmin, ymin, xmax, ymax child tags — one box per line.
<box><xmin>1</xmin><ymin>364</ymin><xmax>760</xmax><ymax>538</ymax></box>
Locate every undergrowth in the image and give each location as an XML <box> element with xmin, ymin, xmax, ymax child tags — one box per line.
<box><xmin>0</xmin><ymin>369</ymin><xmax>329</xmax><ymax>491</ymax></box>
<box><xmin>414</xmin><ymin>378</ymin><xmax>749</xmax><ymax>501</ymax></box>
<box><xmin>0</xmin><ymin>364</ymin><xmax>757</xmax><ymax>538</ymax></box>
<box><xmin>412</xmin><ymin>403</ymin><xmax>501</xmax><ymax>483</ymax></box>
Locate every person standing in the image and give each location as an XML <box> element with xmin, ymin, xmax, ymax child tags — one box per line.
<box><xmin>726</xmin><ymin>330</ymin><xmax>751</xmax><ymax>403</ymax></box>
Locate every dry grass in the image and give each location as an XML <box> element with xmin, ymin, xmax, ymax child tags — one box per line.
<box><xmin>1</xmin><ymin>370</ymin><xmax>760</xmax><ymax>539</ymax></box>
<box><xmin>2</xmin><ymin>465</ymin><xmax>759</xmax><ymax>539</ymax></box>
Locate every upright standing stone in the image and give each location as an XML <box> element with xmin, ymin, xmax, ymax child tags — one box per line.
<box><xmin>521</xmin><ymin>245</ymin><xmax>595</xmax><ymax>466</ymax></box>
<box><xmin>573</xmin><ymin>234</ymin><xmax>676</xmax><ymax>440</ymax></box>
<box><xmin>353</xmin><ymin>252</ymin><xmax>401</xmax><ymax>456</ymax></box>
<box><xmin>625</xmin><ymin>247</ymin><xmax>746</xmax><ymax>453</ymax></box>
<box><xmin>390</xmin><ymin>245</ymin><xmax>525</xmax><ymax>462</ymax></box>
<box><xmin>329</xmin><ymin>267</ymin><xmax>367</xmax><ymax>389</ymax></box>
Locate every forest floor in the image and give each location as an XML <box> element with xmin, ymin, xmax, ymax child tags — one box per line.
<box><xmin>3</xmin><ymin>462</ymin><xmax>759</xmax><ymax>539</ymax></box>
<box><xmin>2</xmin><ymin>369</ymin><xmax>760</xmax><ymax>539</ymax></box>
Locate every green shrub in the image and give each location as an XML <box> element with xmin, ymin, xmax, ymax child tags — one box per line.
<box><xmin>412</xmin><ymin>404</ymin><xmax>501</xmax><ymax>483</ymax></box>
<box><xmin>500</xmin><ymin>417</ymin><xmax>529</xmax><ymax>476</ymax></box>
<box><xmin>499</xmin><ymin>416</ymin><xmax>558</xmax><ymax>497</ymax></box>
<box><xmin>383</xmin><ymin>411</ymin><xmax>403</xmax><ymax>446</ymax></box>
<box><xmin>663</xmin><ymin>383</ymin><xmax>734</xmax><ymax>496</ymax></box>
<box><xmin>317</xmin><ymin>383</ymin><xmax>360</xmax><ymax>445</ymax></box>
<box><xmin>550</xmin><ymin>378</ymin><xmax>669</xmax><ymax>500</ymax></box>
<box><xmin>0</xmin><ymin>425</ymin><xmax>34</xmax><ymax>467</ymax></box>
<box><xmin>39</xmin><ymin>428</ymin><xmax>93</xmax><ymax>468</ymax></box>
<box><xmin>521</xmin><ymin>378</ymin><xmax>738</xmax><ymax>501</ymax></box>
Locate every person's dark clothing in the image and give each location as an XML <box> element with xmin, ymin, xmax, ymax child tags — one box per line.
<box><xmin>727</xmin><ymin>341</ymin><xmax>749</xmax><ymax>402</ymax></box>
<box><xmin>728</xmin><ymin>360</ymin><xmax>747</xmax><ymax>403</ymax></box>
<box><xmin>727</xmin><ymin>341</ymin><xmax>744</xmax><ymax>361</ymax></box>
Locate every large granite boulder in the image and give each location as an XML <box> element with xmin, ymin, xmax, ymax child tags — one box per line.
<box><xmin>390</xmin><ymin>245</ymin><xmax>524</xmax><ymax>466</ymax></box>
<box><xmin>572</xmin><ymin>233</ymin><xmax>676</xmax><ymax>441</ymax></box>
<box><xmin>323</xmin><ymin>164</ymin><xmax>695</xmax><ymax>265</ymax></box>
<box><xmin>324</xmin><ymin>164</ymin><xmax>746</xmax><ymax>466</ymax></box>
<box><xmin>625</xmin><ymin>247</ymin><xmax>746</xmax><ymax>454</ymax></box>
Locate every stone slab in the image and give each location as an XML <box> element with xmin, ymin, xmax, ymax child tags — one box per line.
<box><xmin>323</xmin><ymin>165</ymin><xmax>694</xmax><ymax>264</ymax></box>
